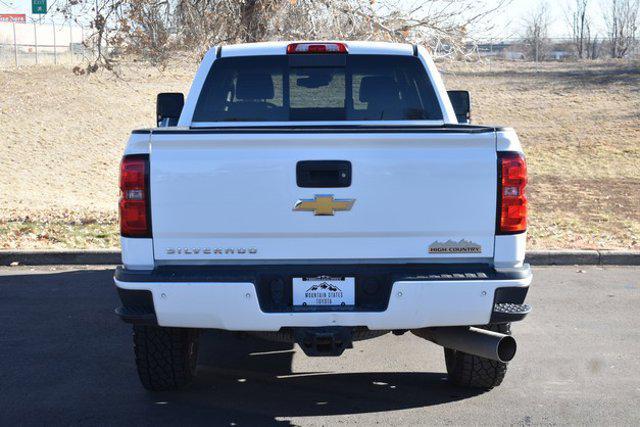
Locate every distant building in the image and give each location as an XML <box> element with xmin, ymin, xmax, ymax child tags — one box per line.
<box><xmin>548</xmin><ymin>50</ymin><xmax>573</xmax><ymax>61</ymax></box>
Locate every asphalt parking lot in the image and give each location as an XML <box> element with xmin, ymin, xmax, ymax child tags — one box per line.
<box><xmin>1</xmin><ymin>265</ymin><xmax>639</xmax><ymax>425</ymax></box>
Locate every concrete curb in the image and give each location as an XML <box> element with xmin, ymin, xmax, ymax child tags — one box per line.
<box><xmin>526</xmin><ymin>250</ymin><xmax>640</xmax><ymax>266</ymax></box>
<box><xmin>1</xmin><ymin>249</ymin><xmax>639</xmax><ymax>266</ymax></box>
<box><xmin>525</xmin><ymin>250</ymin><xmax>600</xmax><ymax>266</ymax></box>
<box><xmin>0</xmin><ymin>250</ymin><xmax>121</xmax><ymax>266</ymax></box>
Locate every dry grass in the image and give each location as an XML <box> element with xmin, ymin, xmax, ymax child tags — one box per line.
<box><xmin>0</xmin><ymin>62</ymin><xmax>194</xmax><ymax>249</ymax></box>
<box><xmin>442</xmin><ymin>60</ymin><xmax>640</xmax><ymax>250</ymax></box>
<box><xmin>1</xmin><ymin>59</ymin><xmax>638</xmax><ymax>250</ymax></box>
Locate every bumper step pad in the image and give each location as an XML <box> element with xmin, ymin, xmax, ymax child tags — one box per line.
<box><xmin>115</xmin><ymin>305</ymin><xmax>157</xmax><ymax>325</ymax></box>
<box><xmin>491</xmin><ymin>303</ymin><xmax>531</xmax><ymax>323</ymax></box>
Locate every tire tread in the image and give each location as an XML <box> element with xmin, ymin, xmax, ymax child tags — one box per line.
<box><xmin>133</xmin><ymin>325</ymin><xmax>199</xmax><ymax>391</ymax></box>
<box><xmin>444</xmin><ymin>323</ymin><xmax>510</xmax><ymax>389</ymax></box>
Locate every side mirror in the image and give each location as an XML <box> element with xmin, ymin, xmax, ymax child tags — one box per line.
<box><xmin>156</xmin><ymin>92</ymin><xmax>184</xmax><ymax>127</ymax></box>
<box><xmin>447</xmin><ymin>90</ymin><xmax>471</xmax><ymax>124</ymax></box>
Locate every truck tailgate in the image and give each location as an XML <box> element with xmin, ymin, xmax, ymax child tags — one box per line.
<box><xmin>149</xmin><ymin>130</ymin><xmax>497</xmax><ymax>262</ymax></box>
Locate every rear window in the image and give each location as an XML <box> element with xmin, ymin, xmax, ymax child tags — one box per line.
<box><xmin>193</xmin><ymin>54</ymin><xmax>443</xmax><ymax>122</ymax></box>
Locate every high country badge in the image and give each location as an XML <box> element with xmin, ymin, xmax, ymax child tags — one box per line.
<box><xmin>428</xmin><ymin>239</ymin><xmax>482</xmax><ymax>254</ymax></box>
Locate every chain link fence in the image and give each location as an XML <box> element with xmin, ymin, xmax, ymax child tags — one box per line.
<box><xmin>1</xmin><ymin>25</ymin><xmax>638</xmax><ymax>68</ymax></box>
<box><xmin>469</xmin><ymin>37</ymin><xmax>640</xmax><ymax>61</ymax></box>
<box><xmin>0</xmin><ymin>21</ymin><xmax>90</xmax><ymax>67</ymax></box>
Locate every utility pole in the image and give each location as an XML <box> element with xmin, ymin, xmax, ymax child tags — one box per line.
<box><xmin>53</xmin><ymin>21</ymin><xmax>57</xmax><ymax>65</ymax></box>
<box><xmin>12</xmin><ymin>22</ymin><xmax>18</xmax><ymax>67</ymax></box>
<box><xmin>34</xmin><ymin>21</ymin><xmax>38</xmax><ymax>65</ymax></box>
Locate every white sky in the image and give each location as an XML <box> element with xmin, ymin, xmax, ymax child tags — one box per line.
<box><xmin>0</xmin><ymin>0</ymin><xmax>610</xmax><ymax>39</ymax></box>
<box><xmin>483</xmin><ymin>0</ymin><xmax>609</xmax><ymax>39</ymax></box>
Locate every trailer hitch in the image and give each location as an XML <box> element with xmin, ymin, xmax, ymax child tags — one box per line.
<box><xmin>294</xmin><ymin>327</ymin><xmax>354</xmax><ymax>357</ymax></box>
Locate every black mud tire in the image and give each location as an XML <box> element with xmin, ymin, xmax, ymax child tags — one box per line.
<box><xmin>133</xmin><ymin>325</ymin><xmax>200</xmax><ymax>391</ymax></box>
<box><xmin>444</xmin><ymin>323</ymin><xmax>511</xmax><ymax>390</ymax></box>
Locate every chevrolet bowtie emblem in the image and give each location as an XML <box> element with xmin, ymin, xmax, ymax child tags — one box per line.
<box><xmin>293</xmin><ymin>195</ymin><xmax>355</xmax><ymax>216</ymax></box>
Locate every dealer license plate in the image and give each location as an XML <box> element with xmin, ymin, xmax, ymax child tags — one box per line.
<box><xmin>292</xmin><ymin>276</ymin><xmax>355</xmax><ymax>307</ymax></box>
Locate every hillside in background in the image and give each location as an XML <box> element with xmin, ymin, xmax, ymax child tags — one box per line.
<box><xmin>1</xmin><ymin>60</ymin><xmax>638</xmax><ymax>250</ymax></box>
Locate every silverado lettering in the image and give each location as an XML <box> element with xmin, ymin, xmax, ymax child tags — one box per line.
<box><xmin>165</xmin><ymin>247</ymin><xmax>258</xmax><ymax>255</ymax></box>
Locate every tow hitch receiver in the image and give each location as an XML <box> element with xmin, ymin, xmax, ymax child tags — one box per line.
<box><xmin>294</xmin><ymin>327</ymin><xmax>354</xmax><ymax>356</ymax></box>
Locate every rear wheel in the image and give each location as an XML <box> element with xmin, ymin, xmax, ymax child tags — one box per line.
<box><xmin>133</xmin><ymin>325</ymin><xmax>200</xmax><ymax>391</ymax></box>
<box><xmin>444</xmin><ymin>323</ymin><xmax>511</xmax><ymax>389</ymax></box>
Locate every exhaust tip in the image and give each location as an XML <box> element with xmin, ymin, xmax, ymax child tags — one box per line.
<box><xmin>497</xmin><ymin>335</ymin><xmax>517</xmax><ymax>362</ymax></box>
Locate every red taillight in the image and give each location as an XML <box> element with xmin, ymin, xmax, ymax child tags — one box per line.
<box><xmin>119</xmin><ymin>155</ymin><xmax>151</xmax><ymax>237</ymax></box>
<box><xmin>286</xmin><ymin>42</ymin><xmax>348</xmax><ymax>54</ymax></box>
<box><xmin>497</xmin><ymin>152</ymin><xmax>527</xmax><ymax>234</ymax></box>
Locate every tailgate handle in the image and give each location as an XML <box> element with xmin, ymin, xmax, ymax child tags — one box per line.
<box><xmin>297</xmin><ymin>161</ymin><xmax>351</xmax><ymax>188</ymax></box>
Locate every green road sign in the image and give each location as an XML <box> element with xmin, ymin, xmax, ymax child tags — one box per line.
<box><xmin>32</xmin><ymin>0</ymin><xmax>47</xmax><ymax>14</ymax></box>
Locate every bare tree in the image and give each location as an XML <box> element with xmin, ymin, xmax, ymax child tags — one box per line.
<box><xmin>586</xmin><ymin>31</ymin><xmax>601</xmax><ymax>59</ymax></box>
<box><xmin>605</xmin><ymin>0</ymin><xmax>640</xmax><ymax>58</ymax></box>
<box><xmin>125</xmin><ymin>0</ymin><xmax>172</xmax><ymax>64</ymax></box>
<box><xmin>58</xmin><ymin>0</ymin><xmax>128</xmax><ymax>72</ymax></box>
<box><xmin>567</xmin><ymin>0</ymin><xmax>593</xmax><ymax>59</ymax></box>
<box><xmin>59</xmin><ymin>0</ymin><xmax>514</xmax><ymax>70</ymax></box>
<box><xmin>523</xmin><ymin>2</ymin><xmax>550</xmax><ymax>62</ymax></box>
<box><xmin>310</xmin><ymin>0</ymin><xmax>513</xmax><ymax>59</ymax></box>
<box><xmin>173</xmin><ymin>0</ymin><xmax>513</xmax><ymax>58</ymax></box>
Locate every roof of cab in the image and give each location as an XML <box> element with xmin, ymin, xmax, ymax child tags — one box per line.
<box><xmin>217</xmin><ymin>41</ymin><xmax>415</xmax><ymax>57</ymax></box>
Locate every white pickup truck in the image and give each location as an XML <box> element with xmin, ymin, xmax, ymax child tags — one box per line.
<box><xmin>114</xmin><ymin>41</ymin><xmax>531</xmax><ymax>391</ymax></box>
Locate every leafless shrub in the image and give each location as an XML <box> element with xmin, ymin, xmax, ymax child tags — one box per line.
<box><xmin>58</xmin><ymin>0</ymin><xmax>126</xmax><ymax>73</ymax></box>
<box><xmin>523</xmin><ymin>2</ymin><xmax>550</xmax><ymax>62</ymax></box>
<box><xmin>125</xmin><ymin>0</ymin><xmax>172</xmax><ymax>64</ymax></box>
<box><xmin>604</xmin><ymin>0</ymin><xmax>639</xmax><ymax>58</ymax></box>
<box><xmin>172</xmin><ymin>0</ymin><xmax>513</xmax><ymax>60</ymax></box>
<box><xmin>567</xmin><ymin>0</ymin><xmax>597</xmax><ymax>59</ymax></box>
<box><xmin>288</xmin><ymin>0</ymin><xmax>513</xmax><ymax>59</ymax></box>
<box><xmin>59</xmin><ymin>0</ymin><xmax>512</xmax><ymax>70</ymax></box>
